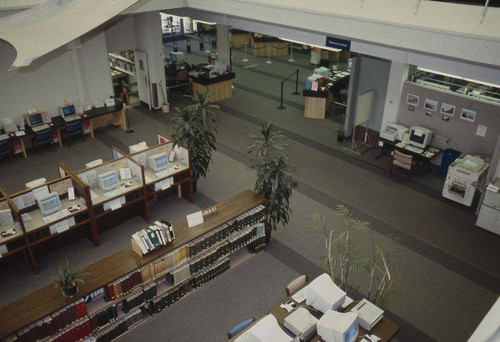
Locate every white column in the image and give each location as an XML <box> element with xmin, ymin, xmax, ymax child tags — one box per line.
<box><xmin>135</xmin><ymin>12</ymin><xmax>166</xmax><ymax>109</ymax></box>
<box><xmin>382</xmin><ymin>60</ymin><xmax>410</xmax><ymax>127</ymax></box>
<box><xmin>216</xmin><ymin>24</ymin><xmax>230</xmax><ymax>66</ymax></box>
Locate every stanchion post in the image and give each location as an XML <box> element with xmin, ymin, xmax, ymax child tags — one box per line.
<box><xmin>293</xmin><ymin>69</ymin><xmax>300</xmax><ymax>95</ymax></box>
<box><xmin>266</xmin><ymin>44</ymin><xmax>272</xmax><ymax>64</ymax></box>
<box><xmin>277</xmin><ymin>81</ymin><xmax>286</xmax><ymax>110</ymax></box>
<box><xmin>242</xmin><ymin>42</ymin><xmax>249</xmax><ymax>62</ymax></box>
<box><xmin>288</xmin><ymin>43</ymin><xmax>294</xmax><ymax>62</ymax></box>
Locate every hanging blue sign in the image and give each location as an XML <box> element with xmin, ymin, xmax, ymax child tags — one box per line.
<box><xmin>325</xmin><ymin>36</ymin><xmax>351</xmax><ymax>51</ymax></box>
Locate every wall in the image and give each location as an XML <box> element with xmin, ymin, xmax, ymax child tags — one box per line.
<box><xmin>105</xmin><ymin>16</ymin><xmax>137</xmax><ymax>53</ymax></box>
<box><xmin>352</xmin><ymin>56</ymin><xmax>391</xmax><ymax>131</ymax></box>
<box><xmin>397</xmin><ymin>81</ymin><xmax>500</xmax><ymax>157</ymax></box>
<box><xmin>0</xmin><ymin>29</ymin><xmax>113</xmax><ymax>121</ymax></box>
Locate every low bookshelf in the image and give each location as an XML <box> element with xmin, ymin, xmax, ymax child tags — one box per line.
<box><xmin>0</xmin><ymin>190</ymin><xmax>267</xmax><ymax>341</ymax></box>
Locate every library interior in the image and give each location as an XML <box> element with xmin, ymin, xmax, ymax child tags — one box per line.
<box><xmin>0</xmin><ymin>1</ymin><xmax>499</xmax><ymax>342</ymax></box>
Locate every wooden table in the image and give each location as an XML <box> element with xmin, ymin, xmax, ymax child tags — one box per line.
<box><xmin>230</xmin><ymin>277</ymin><xmax>399</xmax><ymax>342</ymax></box>
<box><xmin>303</xmin><ymin>90</ymin><xmax>330</xmax><ymax>119</ymax></box>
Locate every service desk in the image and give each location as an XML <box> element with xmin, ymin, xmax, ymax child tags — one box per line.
<box><xmin>303</xmin><ymin>90</ymin><xmax>330</xmax><ymax>119</ymax></box>
<box><xmin>191</xmin><ymin>72</ymin><xmax>235</xmax><ymax>103</ymax></box>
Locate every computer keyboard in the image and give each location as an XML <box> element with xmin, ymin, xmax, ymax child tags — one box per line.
<box><xmin>63</xmin><ymin>115</ymin><xmax>81</xmax><ymax>122</ymax></box>
<box><xmin>404</xmin><ymin>145</ymin><xmax>424</xmax><ymax>154</ymax></box>
<box><xmin>42</xmin><ymin>209</ymin><xmax>68</xmax><ymax>224</ymax></box>
<box><xmin>32</xmin><ymin>124</ymin><xmax>50</xmax><ymax>132</ymax></box>
<box><xmin>103</xmin><ymin>187</ymin><xmax>124</xmax><ymax>198</ymax></box>
<box><xmin>155</xmin><ymin>169</ymin><xmax>171</xmax><ymax>179</ymax></box>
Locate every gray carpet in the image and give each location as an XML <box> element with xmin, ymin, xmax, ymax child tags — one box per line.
<box><xmin>0</xmin><ymin>39</ymin><xmax>498</xmax><ymax>342</ymax></box>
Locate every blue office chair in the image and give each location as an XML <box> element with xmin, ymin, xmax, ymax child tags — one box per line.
<box><xmin>32</xmin><ymin>128</ymin><xmax>56</xmax><ymax>155</ymax></box>
<box><xmin>227</xmin><ymin>317</ymin><xmax>255</xmax><ymax>339</ymax></box>
<box><xmin>0</xmin><ymin>138</ymin><xmax>13</xmax><ymax>162</ymax></box>
<box><xmin>62</xmin><ymin>120</ymin><xmax>84</xmax><ymax>145</ymax></box>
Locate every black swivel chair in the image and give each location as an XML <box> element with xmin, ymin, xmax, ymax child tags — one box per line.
<box><xmin>32</xmin><ymin>128</ymin><xmax>56</xmax><ymax>155</ymax></box>
<box><xmin>62</xmin><ymin>120</ymin><xmax>84</xmax><ymax>145</ymax></box>
<box><xmin>0</xmin><ymin>138</ymin><xmax>13</xmax><ymax>162</ymax></box>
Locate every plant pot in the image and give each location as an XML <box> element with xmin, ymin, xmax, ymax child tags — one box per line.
<box><xmin>265</xmin><ymin>226</ymin><xmax>272</xmax><ymax>244</ymax></box>
<box><xmin>161</xmin><ymin>104</ymin><xmax>170</xmax><ymax>113</ymax></box>
<box><xmin>337</xmin><ymin>134</ymin><xmax>345</xmax><ymax>143</ymax></box>
<box><xmin>62</xmin><ymin>284</ymin><xmax>78</xmax><ymax>298</ymax></box>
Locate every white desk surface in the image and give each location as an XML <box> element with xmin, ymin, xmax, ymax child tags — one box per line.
<box><xmin>90</xmin><ymin>179</ymin><xmax>143</xmax><ymax>206</ymax></box>
<box><xmin>23</xmin><ymin>197</ymin><xmax>88</xmax><ymax>233</ymax></box>
<box><xmin>143</xmin><ymin>161</ymin><xmax>189</xmax><ymax>185</ymax></box>
<box><xmin>0</xmin><ymin>222</ymin><xmax>23</xmax><ymax>244</ymax></box>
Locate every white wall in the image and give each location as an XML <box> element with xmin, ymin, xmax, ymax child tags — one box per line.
<box><xmin>382</xmin><ymin>61</ymin><xmax>410</xmax><ymax>129</ymax></box>
<box><xmin>105</xmin><ymin>16</ymin><xmax>137</xmax><ymax>53</ymax></box>
<box><xmin>0</xmin><ymin>29</ymin><xmax>113</xmax><ymax>121</ymax></box>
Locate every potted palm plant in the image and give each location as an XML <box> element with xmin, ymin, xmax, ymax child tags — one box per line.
<box><xmin>172</xmin><ymin>90</ymin><xmax>219</xmax><ymax>191</ymax></box>
<box><xmin>248</xmin><ymin>122</ymin><xmax>298</xmax><ymax>242</ymax></box>
<box><xmin>51</xmin><ymin>257</ymin><xmax>88</xmax><ymax>298</ymax></box>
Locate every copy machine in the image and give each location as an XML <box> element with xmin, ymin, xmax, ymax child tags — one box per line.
<box><xmin>380</xmin><ymin>122</ymin><xmax>409</xmax><ymax>142</ymax></box>
<box><xmin>442</xmin><ymin>155</ymin><xmax>489</xmax><ymax>207</ymax></box>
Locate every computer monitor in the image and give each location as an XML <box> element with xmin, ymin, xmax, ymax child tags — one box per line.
<box><xmin>61</xmin><ymin>104</ymin><xmax>76</xmax><ymax>117</ymax></box>
<box><xmin>27</xmin><ymin>112</ymin><xmax>43</xmax><ymax>127</ymax></box>
<box><xmin>97</xmin><ymin>170</ymin><xmax>119</xmax><ymax>192</ymax></box>
<box><xmin>170</xmin><ymin>52</ymin><xmax>177</xmax><ymax>62</ymax></box>
<box><xmin>305</xmin><ymin>273</ymin><xmax>346</xmax><ymax>313</ymax></box>
<box><xmin>317</xmin><ymin>310</ymin><xmax>358</xmax><ymax>342</ymax></box>
<box><xmin>148</xmin><ymin>153</ymin><xmax>168</xmax><ymax>172</ymax></box>
<box><xmin>408</xmin><ymin>126</ymin><xmax>434</xmax><ymax>149</ymax></box>
<box><xmin>36</xmin><ymin>192</ymin><xmax>62</xmax><ymax>216</ymax></box>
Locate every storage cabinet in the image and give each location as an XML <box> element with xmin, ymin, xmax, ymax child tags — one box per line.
<box><xmin>476</xmin><ymin>189</ymin><xmax>500</xmax><ymax>235</ymax></box>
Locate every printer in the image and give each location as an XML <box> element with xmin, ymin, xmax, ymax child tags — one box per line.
<box><xmin>380</xmin><ymin>122</ymin><xmax>409</xmax><ymax>142</ymax></box>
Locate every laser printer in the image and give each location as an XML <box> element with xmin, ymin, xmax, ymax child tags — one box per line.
<box><xmin>380</xmin><ymin>122</ymin><xmax>409</xmax><ymax>142</ymax></box>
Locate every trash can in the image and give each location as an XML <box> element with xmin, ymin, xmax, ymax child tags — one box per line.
<box><xmin>440</xmin><ymin>148</ymin><xmax>461</xmax><ymax>177</ymax></box>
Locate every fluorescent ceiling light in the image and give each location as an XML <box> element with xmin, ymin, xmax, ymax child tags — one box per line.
<box><xmin>279</xmin><ymin>38</ymin><xmax>342</xmax><ymax>52</ymax></box>
<box><xmin>417</xmin><ymin>67</ymin><xmax>500</xmax><ymax>89</ymax></box>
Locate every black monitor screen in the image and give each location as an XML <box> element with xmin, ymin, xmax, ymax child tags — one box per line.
<box><xmin>62</xmin><ymin>105</ymin><xmax>75</xmax><ymax>116</ymax></box>
<box><xmin>170</xmin><ymin>52</ymin><xmax>177</xmax><ymax>62</ymax></box>
<box><xmin>29</xmin><ymin>113</ymin><xmax>43</xmax><ymax>126</ymax></box>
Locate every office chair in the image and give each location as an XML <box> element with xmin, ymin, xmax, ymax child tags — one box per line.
<box><xmin>0</xmin><ymin>139</ymin><xmax>13</xmax><ymax>162</ymax></box>
<box><xmin>286</xmin><ymin>274</ymin><xmax>308</xmax><ymax>297</ymax></box>
<box><xmin>62</xmin><ymin>120</ymin><xmax>84</xmax><ymax>145</ymax></box>
<box><xmin>227</xmin><ymin>317</ymin><xmax>255</xmax><ymax>339</ymax></box>
<box><xmin>391</xmin><ymin>150</ymin><xmax>418</xmax><ymax>180</ymax></box>
<box><xmin>31</xmin><ymin>128</ymin><xmax>56</xmax><ymax>155</ymax></box>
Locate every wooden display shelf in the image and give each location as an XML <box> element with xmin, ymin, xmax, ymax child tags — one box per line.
<box><xmin>0</xmin><ymin>190</ymin><xmax>266</xmax><ymax>338</ymax></box>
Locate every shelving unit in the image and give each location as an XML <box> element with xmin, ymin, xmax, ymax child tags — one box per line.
<box><xmin>108</xmin><ymin>50</ymin><xmax>137</xmax><ymax>98</ymax></box>
<box><xmin>0</xmin><ymin>190</ymin><xmax>267</xmax><ymax>342</ymax></box>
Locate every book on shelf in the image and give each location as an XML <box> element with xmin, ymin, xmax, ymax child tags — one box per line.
<box><xmin>350</xmin><ymin>298</ymin><xmax>384</xmax><ymax>330</ymax></box>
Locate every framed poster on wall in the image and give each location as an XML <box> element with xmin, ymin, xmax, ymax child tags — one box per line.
<box><xmin>424</xmin><ymin>98</ymin><xmax>438</xmax><ymax>112</ymax></box>
<box><xmin>460</xmin><ymin>108</ymin><xmax>476</xmax><ymax>122</ymax></box>
<box><xmin>440</xmin><ymin>103</ymin><xmax>455</xmax><ymax>116</ymax></box>
<box><xmin>406</xmin><ymin>93</ymin><xmax>420</xmax><ymax>106</ymax></box>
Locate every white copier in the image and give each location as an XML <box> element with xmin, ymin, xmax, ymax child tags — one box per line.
<box><xmin>380</xmin><ymin>122</ymin><xmax>409</xmax><ymax>142</ymax></box>
<box><xmin>442</xmin><ymin>155</ymin><xmax>489</xmax><ymax>207</ymax></box>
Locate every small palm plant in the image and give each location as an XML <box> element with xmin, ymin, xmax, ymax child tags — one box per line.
<box><xmin>314</xmin><ymin>205</ymin><xmax>399</xmax><ymax>307</ymax></box>
<box><xmin>171</xmin><ymin>90</ymin><xmax>219</xmax><ymax>188</ymax></box>
<box><xmin>51</xmin><ymin>257</ymin><xmax>88</xmax><ymax>297</ymax></box>
<box><xmin>248</xmin><ymin>122</ymin><xmax>298</xmax><ymax>238</ymax></box>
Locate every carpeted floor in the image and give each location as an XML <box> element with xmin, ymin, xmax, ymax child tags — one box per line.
<box><xmin>0</xmin><ymin>40</ymin><xmax>498</xmax><ymax>342</ymax></box>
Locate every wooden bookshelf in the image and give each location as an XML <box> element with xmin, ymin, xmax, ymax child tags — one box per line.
<box><xmin>0</xmin><ymin>190</ymin><xmax>266</xmax><ymax>339</ymax></box>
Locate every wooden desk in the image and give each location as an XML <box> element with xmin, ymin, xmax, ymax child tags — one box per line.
<box><xmin>0</xmin><ymin>190</ymin><xmax>266</xmax><ymax>339</ymax></box>
<box><xmin>251</xmin><ymin>37</ymin><xmax>288</xmax><ymax>56</ymax></box>
<box><xmin>191</xmin><ymin>73</ymin><xmax>235</xmax><ymax>103</ymax></box>
<box><xmin>303</xmin><ymin>90</ymin><xmax>329</xmax><ymax>119</ymax></box>
<box><xmin>230</xmin><ymin>277</ymin><xmax>399</xmax><ymax>342</ymax></box>
<box><xmin>143</xmin><ymin>161</ymin><xmax>193</xmax><ymax>203</ymax></box>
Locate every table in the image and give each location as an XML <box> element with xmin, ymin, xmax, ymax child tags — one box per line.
<box><xmin>229</xmin><ymin>277</ymin><xmax>399</xmax><ymax>342</ymax></box>
<box><xmin>377</xmin><ymin>137</ymin><xmax>442</xmax><ymax>176</ymax></box>
<box><xmin>303</xmin><ymin>90</ymin><xmax>330</xmax><ymax>119</ymax></box>
<box><xmin>191</xmin><ymin>72</ymin><xmax>235</xmax><ymax>103</ymax></box>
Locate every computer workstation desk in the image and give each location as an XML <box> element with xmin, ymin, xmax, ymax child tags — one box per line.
<box><xmin>376</xmin><ymin>137</ymin><xmax>442</xmax><ymax>176</ymax></box>
<box><xmin>229</xmin><ymin>276</ymin><xmax>399</xmax><ymax>342</ymax></box>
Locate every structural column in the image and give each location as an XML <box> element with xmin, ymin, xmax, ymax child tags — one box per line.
<box><xmin>216</xmin><ymin>24</ymin><xmax>230</xmax><ymax>67</ymax></box>
<box><xmin>381</xmin><ymin>61</ymin><xmax>410</xmax><ymax>128</ymax></box>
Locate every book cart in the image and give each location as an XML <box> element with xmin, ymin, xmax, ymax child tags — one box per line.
<box><xmin>0</xmin><ymin>190</ymin><xmax>267</xmax><ymax>342</ymax></box>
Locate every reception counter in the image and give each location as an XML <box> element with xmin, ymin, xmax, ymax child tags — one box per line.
<box><xmin>191</xmin><ymin>72</ymin><xmax>235</xmax><ymax>103</ymax></box>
